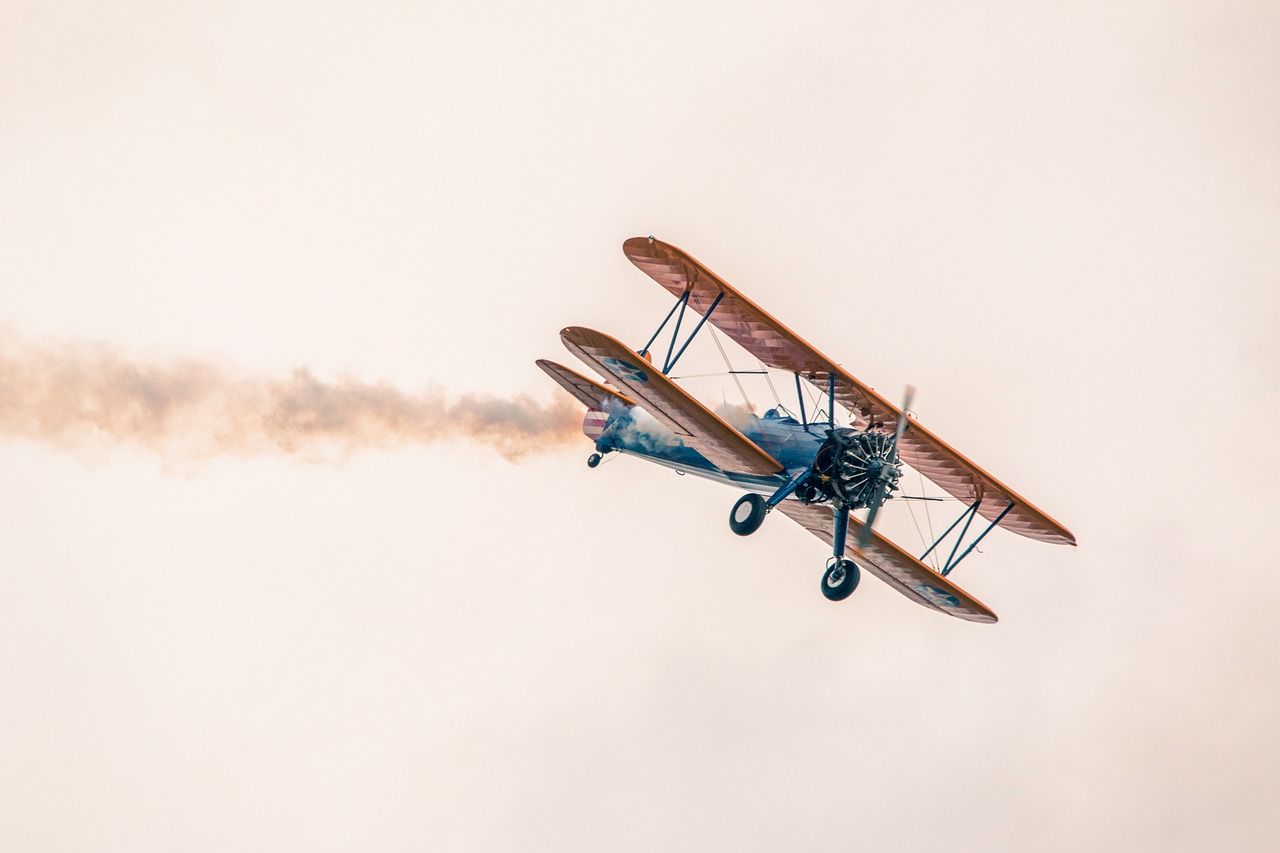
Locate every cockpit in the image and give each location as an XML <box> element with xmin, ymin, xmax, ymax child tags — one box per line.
<box><xmin>763</xmin><ymin>406</ymin><xmax>800</xmax><ymax>425</ymax></box>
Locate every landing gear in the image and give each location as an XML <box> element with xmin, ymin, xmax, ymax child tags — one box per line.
<box><xmin>818</xmin><ymin>502</ymin><xmax>860</xmax><ymax>601</ymax></box>
<box><xmin>821</xmin><ymin>559</ymin><xmax>861</xmax><ymax>601</ymax></box>
<box><xmin>729</xmin><ymin>493</ymin><xmax>767</xmax><ymax>536</ymax></box>
<box><xmin>587</xmin><ymin>453</ymin><xmax>602</xmax><ymax>468</ymax></box>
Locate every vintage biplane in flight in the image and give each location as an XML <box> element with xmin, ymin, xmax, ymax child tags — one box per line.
<box><xmin>537</xmin><ymin>237</ymin><xmax>1075</xmax><ymax>623</ymax></box>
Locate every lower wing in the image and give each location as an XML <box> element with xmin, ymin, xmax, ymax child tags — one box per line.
<box><xmin>773</xmin><ymin>501</ymin><xmax>998</xmax><ymax>624</ymax></box>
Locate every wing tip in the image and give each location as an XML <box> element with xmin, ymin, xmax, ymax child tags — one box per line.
<box><xmin>1049</xmin><ymin>528</ymin><xmax>1077</xmax><ymax>547</ymax></box>
<box><xmin>559</xmin><ymin>326</ymin><xmax>591</xmax><ymax>348</ymax></box>
<box><xmin>535</xmin><ymin>357</ymin><xmax>574</xmax><ymax>379</ymax></box>
<box><xmin>623</xmin><ymin>235</ymin><xmax>675</xmax><ymax>265</ymax></box>
<box><xmin>623</xmin><ymin>235</ymin><xmax>655</xmax><ymax>251</ymax></box>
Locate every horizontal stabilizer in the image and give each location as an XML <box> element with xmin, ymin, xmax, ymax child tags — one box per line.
<box><xmin>536</xmin><ymin>359</ymin><xmax>634</xmax><ymax>411</ymax></box>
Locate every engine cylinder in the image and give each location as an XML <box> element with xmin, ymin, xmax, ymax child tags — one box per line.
<box><xmin>806</xmin><ymin>428</ymin><xmax>902</xmax><ymax>508</ymax></box>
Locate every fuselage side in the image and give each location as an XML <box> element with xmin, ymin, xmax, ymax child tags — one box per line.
<box><xmin>589</xmin><ymin>406</ymin><xmax>825</xmax><ymax>493</ymax></box>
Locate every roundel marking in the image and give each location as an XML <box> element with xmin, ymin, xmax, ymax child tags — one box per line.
<box><xmin>912</xmin><ymin>583</ymin><xmax>961</xmax><ymax>610</ymax></box>
<box><xmin>601</xmin><ymin>357</ymin><xmax>649</xmax><ymax>383</ymax></box>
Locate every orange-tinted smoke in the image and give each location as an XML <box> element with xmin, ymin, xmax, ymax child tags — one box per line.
<box><xmin>0</xmin><ymin>332</ymin><xmax>581</xmax><ymax>462</ymax></box>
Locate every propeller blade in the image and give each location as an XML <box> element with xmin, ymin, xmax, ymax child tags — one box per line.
<box><xmin>855</xmin><ymin>385</ymin><xmax>915</xmax><ymax>552</ymax></box>
<box><xmin>856</xmin><ymin>484</ymin><xmax>887</xmax><ymax>550</ymax></box>
<box><xmin>889</xmin><ymin>385</ymin><xmax>915</xmax><ymax>461</ymax></box>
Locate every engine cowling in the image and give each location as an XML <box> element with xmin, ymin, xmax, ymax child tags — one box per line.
<box><xmin>799</xmin><ymin>428</ymin><xmax>903</xmax><ymax>508</ymax></box>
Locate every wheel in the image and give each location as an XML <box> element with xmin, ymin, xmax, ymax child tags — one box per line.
<box><xmin>821</xmin><ymin>559</ymin><xmax>861</xmax><ymax>601</ymax></box>
<box><xmin>587</xmin><ymin>453</ymin><xmax>602</xmax><ymax>468</ymax></box>
<box><xmin>729</xmin><ymin>493</ymin><xmax>767</xmax><ymax>536</ymax></box>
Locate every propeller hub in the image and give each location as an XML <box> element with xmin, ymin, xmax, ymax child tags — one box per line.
<box><xmin>806</xmin><ymin>429</ymin><xmax>903</xmax><ymax>509</ymax></box>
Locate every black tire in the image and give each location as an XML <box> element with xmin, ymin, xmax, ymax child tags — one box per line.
<box><xmin>729</xmin><ymin>493</ymin><xmax>767</xmax><ymax>536</ymax></box>
<box><xmin>587</xmin><ymin>453</ymin><xmax>602</xmax><ymax>469</ymax></box>
<box><xmin>821</xmin><ymin>559</ymin><xmax>861</xmax><ymax>601</ymax></box>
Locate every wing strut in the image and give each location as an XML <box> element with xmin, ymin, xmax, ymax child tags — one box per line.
<box><xmin>828</xmin><ymin>373</ymin><xmax>836</xmax><ymax>430</ymax></box>
<box><xmin>638</xmin><ymin>288</ymin><xmax>688</xmax><ymax>361</ymax></box>
<box><xmin>666</xmin><ymin>291</ymin><xmax>723</xmax><ymax>373</ymax></box>
<box><xmin>638</xmin><ymin>288</ymin><xmax>726</xmax><ymax>375</ymax></box>
<box><xmin>793</xmin><ymin>373</ymin><xmax>808</xmax><ymax>430</ymax></box>
<box><xmin>919</xmin><ymin>500</ymin><xmax>1017</xmax><ymax>577</ymax></box>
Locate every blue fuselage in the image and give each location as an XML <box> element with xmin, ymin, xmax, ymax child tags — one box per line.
<box><xmin>594</xmin><ymin>407</ymin><xmax>826</xmax><ymax>493</ymax></box>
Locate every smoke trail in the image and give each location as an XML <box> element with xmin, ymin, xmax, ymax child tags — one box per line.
<box><xmin>606</xmin><ymin>404</ymin><xmax>679</xmax><ymax>455</ymax></box>
<box><xmin>0</xmin><ymin>332</ymin><xmax>581</xmax><ymax>463</ymax></box>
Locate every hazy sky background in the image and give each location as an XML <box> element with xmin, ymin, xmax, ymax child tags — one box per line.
<box><xmin>2</xmin><ymin>2</ymin><xmax>1278</xmax><ymax>850</ymax></box>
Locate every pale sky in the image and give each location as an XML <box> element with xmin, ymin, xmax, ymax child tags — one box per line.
<box><xmin>2</xmin><ymin>2</ymin><xmax>1278</xmax><ymax>850</ymax></box>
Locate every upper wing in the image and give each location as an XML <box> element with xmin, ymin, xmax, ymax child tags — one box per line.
<box><xmin>773</xmin><ymin>501</ymin><xmax>998</xmax><ymax>624</ymax></box>
<box><xmin>623</xmin><ymin>236</ymin><xmax>1075</xmax><ymax>547</ymax></box>
<box><xmin>560</xmin><ymin>326</ymin><xmax>784</xmax><ymax>477</ymax></box>
<box><xmin>536</xmin><ymin>359</ymin><xmax>635</xmax><ymax>410</ymax></box>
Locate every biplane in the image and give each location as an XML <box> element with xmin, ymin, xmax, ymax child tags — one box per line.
<box><xmin>537</xmin><ymin>237</ymin><xmax>1075</xmax><ymax>623</ymax></box>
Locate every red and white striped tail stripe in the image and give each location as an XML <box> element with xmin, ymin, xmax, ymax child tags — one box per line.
<box><xmin>582</xmin><ymin>408</ymin><xmax>609</xmax><ymax>439</ymax></box>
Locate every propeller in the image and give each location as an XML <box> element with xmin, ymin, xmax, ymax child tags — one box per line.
<box><xmin>854</xmin><ymin>385</ymin><xmax>915</xmax><ymax>551</ymax></box>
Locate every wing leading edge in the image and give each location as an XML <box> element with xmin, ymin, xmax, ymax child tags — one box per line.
<box><xmin>623</xmin><ymin>236</ymin><xmax>1075</xmax><ymax>547</ymax></box>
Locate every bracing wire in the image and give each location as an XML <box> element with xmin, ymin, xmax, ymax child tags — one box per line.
<box><xmin>708</xmin><ymin>325</ymin><xmax>753</xmax><ymax>411</ymax></box>
<box><xmin>669</xmin><ymin>370</ymin><xmax>767</xmax><ymax>380</ymax></box>
<box><xmin>800</xmin><ymin>380</ymin><xmax>824</xmax><ymax>427</ymax></box>
<box><xmin>759</xmin><ymin>358</ymin><xmax>782</xmax><ymax>407</ymax></box>
<box><xmin>786</xmin><ymin>372</ymin><xmax>831</xmax><ymax>426</ymax></box>
<box><xmin>917</xmin><ymin>466</ymin><xmax>940</xmax><ymax>571</ymax></box>
<box><xmin>904</xmin><ymin>498</ymin><xmax>935</xmax><ymax>571</ymax></box>
<box><xmin>896</xmin><ymin>440</ymin><xmax>943</xmax><ymax>571</ymax></box>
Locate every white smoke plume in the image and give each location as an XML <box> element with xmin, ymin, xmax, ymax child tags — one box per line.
<box><xmin>600</xmin><ymin>400</ymin><xmax>765</xmax><ymax>457</ymax></box>
<box><xmin>605</xmin><ymin>404</ymin><xmax>678</xmax><ymax>455</ymax></box>
<box><xmin>0</xmin><ymin>331</ymin><xmax>581</xmax><ymax>463</ymax></box>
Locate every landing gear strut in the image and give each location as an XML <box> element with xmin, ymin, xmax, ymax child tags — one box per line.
<box><xmin>729</xmin><ymin>470</ymin><xmax>808</xmax><ymax>538</ymax></box>
<box><xmin>821</xmin><ymin>501</ymin><xmax>861</xmax><ymax>602</ymax></box>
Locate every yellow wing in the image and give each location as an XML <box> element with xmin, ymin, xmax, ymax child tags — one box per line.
<box><xmin>560</xmin><ymin>326</ymin><xmax>783</xmax><ymax>477</ymax></box>
<box><xmin>773</xmin><ymin>501</ymin><xmax>998</xmax><ymax>624</ymax></box>
<box><xmin>623</xmin><ymin>236</ymin><xmax>1075</xmax><ymax>547</ymax></box>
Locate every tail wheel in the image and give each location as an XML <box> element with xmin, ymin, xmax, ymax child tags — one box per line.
<box><xmin>729</xmin><ymin>493</ymin><xmax>767</xmax><ymax>536</ymax></box>
<box><xmin>821</xmin><ymin>559</ymin><xmax>861</xmax><ymax>601</ymax></box>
